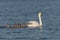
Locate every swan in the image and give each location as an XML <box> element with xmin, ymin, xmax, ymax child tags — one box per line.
<box><xmin>27</xmin><ymin>12</ymin><xmax>43</xmax><ymax>29</ymax></box>
<box><xmin>4</xmin><ymin>12</ymin><xmax>42</xmax><ymax>28</ymax></box>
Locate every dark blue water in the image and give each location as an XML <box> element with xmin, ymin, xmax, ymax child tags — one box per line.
<box><xmin>0</xmin><ymin>0</ymin><xmax>60</xmax><ymax>40</ymax></box>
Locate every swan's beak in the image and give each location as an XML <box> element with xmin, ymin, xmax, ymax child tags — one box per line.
<box><xmin>41</xmin><ymin>13</ymin><xmax>43</xmax><ymax>16</ymax></box>
<box><xmin>38</xmin><ymin>12</ymin><xmax>43</xmax><ymax>16</ymax></box>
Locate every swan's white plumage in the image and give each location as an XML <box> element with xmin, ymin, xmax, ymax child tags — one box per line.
<box><xmin>27</xmin><ymin>12</ymin><xmax>43</xmax><ymax>29</ymax></box>
<box><xmin>27</xmin><ymin>21</ymin><xmax>39</xmax><ymax>28</ymax></box>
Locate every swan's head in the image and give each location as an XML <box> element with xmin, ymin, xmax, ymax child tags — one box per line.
<box><xmin>38</xmin><ymin>12</ymin><xmax>43</xmax><ymax>16</ymax></box>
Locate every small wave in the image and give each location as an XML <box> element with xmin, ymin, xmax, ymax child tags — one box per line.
<box><xmin>14</xmin><ymin>37</ymin><xmax>35</xmax><ymax>39</ymax></box>
<box><xmin>40</xmin><ymin>37</ymin><xmax>47</xmax><ymax>39</ymax></box>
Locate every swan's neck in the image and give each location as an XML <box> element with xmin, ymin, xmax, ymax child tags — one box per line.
<box><xmin>38</xmin><ymin>13</ymin><xmax>42</xmax><ymax>29</ymax></box>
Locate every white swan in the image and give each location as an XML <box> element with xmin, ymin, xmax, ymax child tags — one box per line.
<box><xmin>27</xmin><ymin>12</ymin><xmax>43</xmax><ymax>29</ymax></box>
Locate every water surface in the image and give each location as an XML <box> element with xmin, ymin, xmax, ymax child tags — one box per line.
<box><xmin>0</xmin><ymin>0</ymin><xmax>60</xmax><ymax>40</ymax></box>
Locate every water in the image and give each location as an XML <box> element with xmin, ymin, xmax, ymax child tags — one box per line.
<box><xmin>0</xmin><ymin>0</ymin><xmax>60</xmax><ymax>40</ymax></box>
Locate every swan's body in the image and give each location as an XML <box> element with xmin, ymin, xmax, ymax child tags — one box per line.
<box><xmin>27</xmin><ymin>21</ymin><xmax>39</xmax><ymax>27</ymax></box>
<box><xmin>27</xmin><ymin>12</ymin><xmax>42</xmax><ymax>29</ymax></box>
